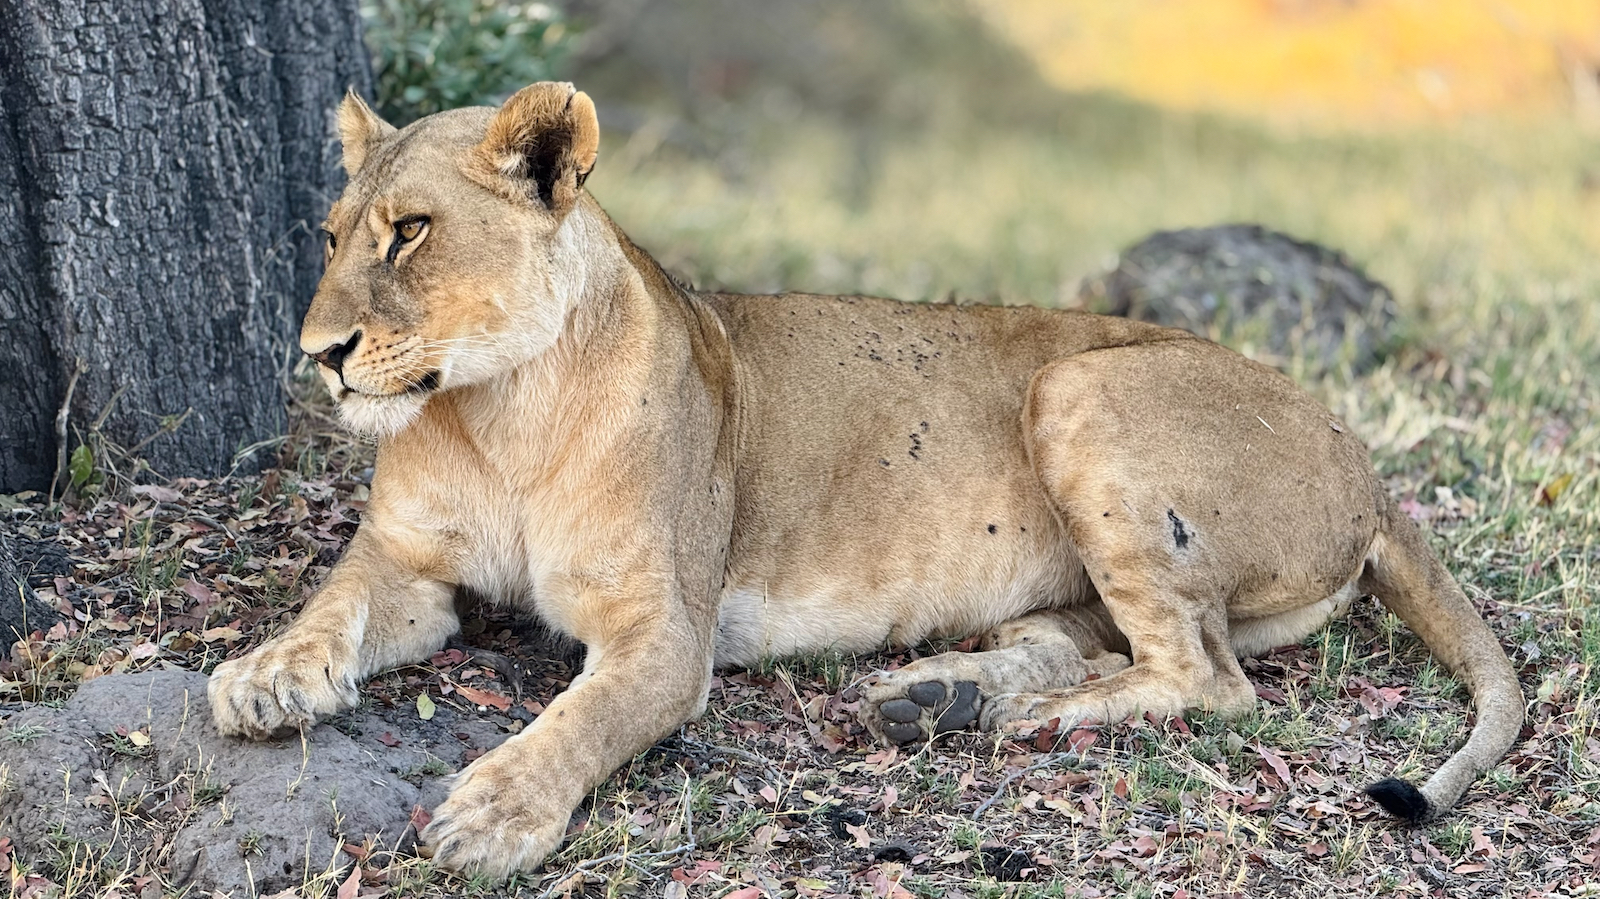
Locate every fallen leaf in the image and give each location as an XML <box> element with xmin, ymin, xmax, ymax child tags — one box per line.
<box><xmin>878</xmin><ymin>784</ymin><xmax>898</xmax><ymax>812</ymax></box>
<box><xmin>670</xmin><ymin>859</ymin><xmax>722</xmax><ymax>886</ymax></box>
<box><xmin>1398</xmin><ymin>497</ymin><xmax>1429</xmax><ymax>521</ymax></box>
<box><xmin>1539</xmin><ymin>472</ymin><xmax>1573</xmax><ymax>506</ymax></box>
<box><xmin>127</xmin><ymin>730</ymin><xmax>151</xmax><ymax>747</ymax></box>
<box><xmin>336</xmin><ymin>865</ymin><xmax>359</xmax><ymax>899</ymax></box>
<box><xmin>453</xmin><ymin>682</ymin><xmax>511</xmax><ymax>711</ymax></box>
<box><xmin>131</xmin><ymin>484</ymin><xmax>183</xmax><ymax>503</ymax></box>
<box><xmin>1065</xmin><ymin>728</ymin><xmax>1097</xmax><ymax>752</ymax></box>
<box><xmin>200</xmin><ymin>626</ymin><xmax>242</xmax><ymax>643</ymax></box>
<box><xmin>127</xmin><ymin>642</ymin><xmax>160</xmax><ymax>661</ymax></box>
<box><xmin>1255</xmin><ymin>745</ymin><xmax>1293</xmax><ymax>786</ymax></box>
<box><xmin>1034</xmin><ymin>716</ymin><xmax>1062</xmax><ymax>751</ymax></box>
<box><xmin>416</xmin><ymin>693</ymin><xmax>436</xmax><ymax>721</ymax></box>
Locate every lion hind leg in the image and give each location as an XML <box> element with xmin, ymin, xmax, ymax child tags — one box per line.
<box><xmin>862</xmin><ymin>608</ymin><xmax>1123</xmax><ymax>745</ymax></box>
<box><xmin>980</xmin><ymin>587</ymin><xmax>1254</xmax><ymax>733</ymax></box>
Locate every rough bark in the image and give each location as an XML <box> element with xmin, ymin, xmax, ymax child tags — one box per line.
<box><xmin>0</xmin><ymin>0</ymin><xmax>372</xmax><ymax>492</ymax></box>
<box><xmin>0</xmin><ymin>532</ymin><xmax>64</xmax><ymax>642</ymax></box>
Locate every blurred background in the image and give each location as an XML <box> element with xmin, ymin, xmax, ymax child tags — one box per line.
<box><xmin>351</xmin><ymin>0</ymin><xmax>1600</xmax><ymax>506</ymax></box>
<box><xmin>366</xmin><ymin>0</ymin><xmax>1600</xmax><ymax>303</ymax></box>
<box><xmin>364</xmin><ymin>0</ymin><xmax>1600</xmax><ymax>376</ymax></box>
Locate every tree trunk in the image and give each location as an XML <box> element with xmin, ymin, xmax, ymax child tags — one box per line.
<box><xmin>0</xmin><ymin>0</ymin><xmax>372</xmax><ymax>493</ymax></box>
<box><xmin>0</xmin><ymin>533</ymin><xmax>63</xmax><ymax>642</ymax></box>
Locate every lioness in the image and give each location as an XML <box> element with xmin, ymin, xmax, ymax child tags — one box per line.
<box><xmin>208</xmin><ymin>82</ymin><xmax>1524</xmax><ymax>877</ymax></box>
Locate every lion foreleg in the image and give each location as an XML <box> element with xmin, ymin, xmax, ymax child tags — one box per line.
<box><xmin>208</xmin><ymin>530</ymin><xmax>459</xmax><ymax>738</ymax></box>
<box><xmin>421</xmin><ymin>594</ymin><xmax>711</xmax><ymax>878</ymax></box>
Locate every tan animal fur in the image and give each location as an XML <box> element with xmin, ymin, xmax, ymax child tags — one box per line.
<box><xmin>207</xmin><ymin>83</ymin><xmax>1525</xmax><ymax>877</ymax></box>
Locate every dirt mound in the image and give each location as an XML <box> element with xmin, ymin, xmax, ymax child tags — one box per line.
<box><xmin>0</xmin><ymin>670</ymin><xmax>508</xmax><ymax>895</ymax></box>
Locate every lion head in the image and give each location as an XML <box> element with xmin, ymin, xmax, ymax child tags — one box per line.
<box><xmin>301</xmin><ymin>82</ymin><xmax>601</xmax><ymax>436</ymax></box>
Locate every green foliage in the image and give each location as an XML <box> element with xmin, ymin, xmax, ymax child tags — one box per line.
<box><xmin>360</xmin><ymin>0</ymin><xmax>570</xmax><ymax>125</ymax></box>
<box><xmin>67</xmin><ymin>443</ymin><xmax>102</xmax><ymax>497</ymax></box>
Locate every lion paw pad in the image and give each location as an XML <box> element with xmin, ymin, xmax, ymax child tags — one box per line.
<box><xmin>871</xmin><ymin>679</ymin><xmax>981</xmax><ymax>744</ymax></box>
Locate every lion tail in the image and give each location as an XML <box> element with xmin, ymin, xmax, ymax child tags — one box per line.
<box><xmin>1356</xmin><ymin>494</ymin><xmax>1524</xmax><ymax>822</ymax></box>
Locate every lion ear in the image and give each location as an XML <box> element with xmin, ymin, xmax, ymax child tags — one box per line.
<box><xmin>337</xmin><ymin>89</ymin><xmax>396</xmax><ymax>176</ymax></box>
<box><xmin>475</xmin><ymin>82</ymin><xmax>599</xmax><ymax>213</ymax></box>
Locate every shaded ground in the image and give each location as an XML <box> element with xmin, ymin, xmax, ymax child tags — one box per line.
<box><xmin>0</xmin><ymin>392</ymin><xmax>1593</xmax><ymax>897</ymax></box>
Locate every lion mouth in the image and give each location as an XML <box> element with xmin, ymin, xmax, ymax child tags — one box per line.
<box><xmin>406</xmin><ymin>370</ymin><xmax>442</xmax><ymax>394</ymax></box>
<box><xmin>336</xmin><ymin>370</ymin><xmax>442</xmax><ymax>401</ymax></box>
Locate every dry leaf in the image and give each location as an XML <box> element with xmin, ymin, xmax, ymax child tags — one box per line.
<box><xmin>1255</xmin><ymin>744</ymin><xmax>1293</xmax><ymax>786</ymax></box>
<box><xmin>1539</xmin><ymin>472</ymin><xmax>1573</xmax><ymax>506</ymax></box>
<box><xmin>453</xmin><ymin>682</ymin><xmax>511</xmax><ymax>711</ymax></box>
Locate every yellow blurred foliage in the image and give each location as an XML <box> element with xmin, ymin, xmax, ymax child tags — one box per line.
<box><xmin>975</xmin><ymin>0</ymin><xmax>1600</xmax><ymax>125</ymax></box>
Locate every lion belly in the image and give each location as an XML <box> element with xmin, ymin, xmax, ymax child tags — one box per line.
<box><xmin>712</xmin><ymin>538</ymin><xmax>1091</xmax><ymax>667</ymax></box>
<box><xmin>703</xmin><ymin>293</ymin><xmax>1142</xmax><ymax>668</ymax></box>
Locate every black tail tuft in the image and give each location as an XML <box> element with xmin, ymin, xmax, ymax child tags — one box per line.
<box><xmin>1365</xmin><ymin>777</ymin><xmax>1431</xmax><ymax>822</ymax></box>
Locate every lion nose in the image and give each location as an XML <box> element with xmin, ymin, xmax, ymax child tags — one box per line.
<box><xmin>308</xmin><ymin>330</ymin><xmax>362</xmax><ymax>373</ymax></box>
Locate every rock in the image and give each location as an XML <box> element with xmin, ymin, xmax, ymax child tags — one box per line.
<box><xmin>1079</xmin><ymin>223</ymin><xmax>1397</xmax><ymax>373</ymax></box>
<box><xmin>0</xmin><ymin>669</ymin><xmax>509</xmax><ymax>895</ymax></box>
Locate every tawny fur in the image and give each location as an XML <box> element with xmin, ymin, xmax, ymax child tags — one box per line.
<box><xmin>207</xmin><ymin>82</ymin><xmax>1525</xmax><ymax>878</ymax></box>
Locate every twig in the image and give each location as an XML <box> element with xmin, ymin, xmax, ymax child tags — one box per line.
<box><xmin>533</xmin><ymin>774</ymin><xmax>696</xmax><ymax>899</ymax></box>
<box><xmin>674</xmin><ymin>735</ymin><xmax>769</xmax><ymax>769</ymax></box>
<box><xmin>48</xmin><ymin>361</ymin><xmax>84</xmax><ymax>503</ymax></box>
<box><xmin>670</xmin><ymin>732</ymin><xmax>784</xmax><ymax>782</ymax></box>
<box><xmin>532</xmin><ymin>843</ymin><xmax>691</xmax><ymax>899</ymax></box>
<box><xmin>972</xmin><ymin>751</ymin><xmax>1082</xmax><ymax>820</ymax></box>
<box><xmin>126</xmin><ymin>406</ymin><xmax>193</xmax><ymax>455</ymax></box>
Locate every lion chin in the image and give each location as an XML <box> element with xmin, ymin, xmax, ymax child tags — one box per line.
<box><xmin>335</xmin><ymin>391</ymin><xmax>428</xmax><ymax>438</ymax></box>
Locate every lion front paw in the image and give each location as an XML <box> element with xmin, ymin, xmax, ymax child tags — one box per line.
<box><xmin>207</xmin><ymin>631</ymin><xmax>361</xmax><ymax>739</ymax></box>
<box><xmin>421</xmin><ymin>749</ymin><xmax>568</xmax><ymax>878</ymax></box>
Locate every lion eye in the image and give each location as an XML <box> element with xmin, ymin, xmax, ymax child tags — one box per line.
<box><xmin>387</xmin><ymin>217</ymin><xmax>429</xmax><ymax>264</ymax></box>
<box><xmin>322</xmin><ymin>230</ymin><xmax>336</xmax><ymax>263</ymax></box>
<box><xmin>396</xmin><ymin>218</ymin><xmax>427</xmax><ymax>242</ymax></box>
